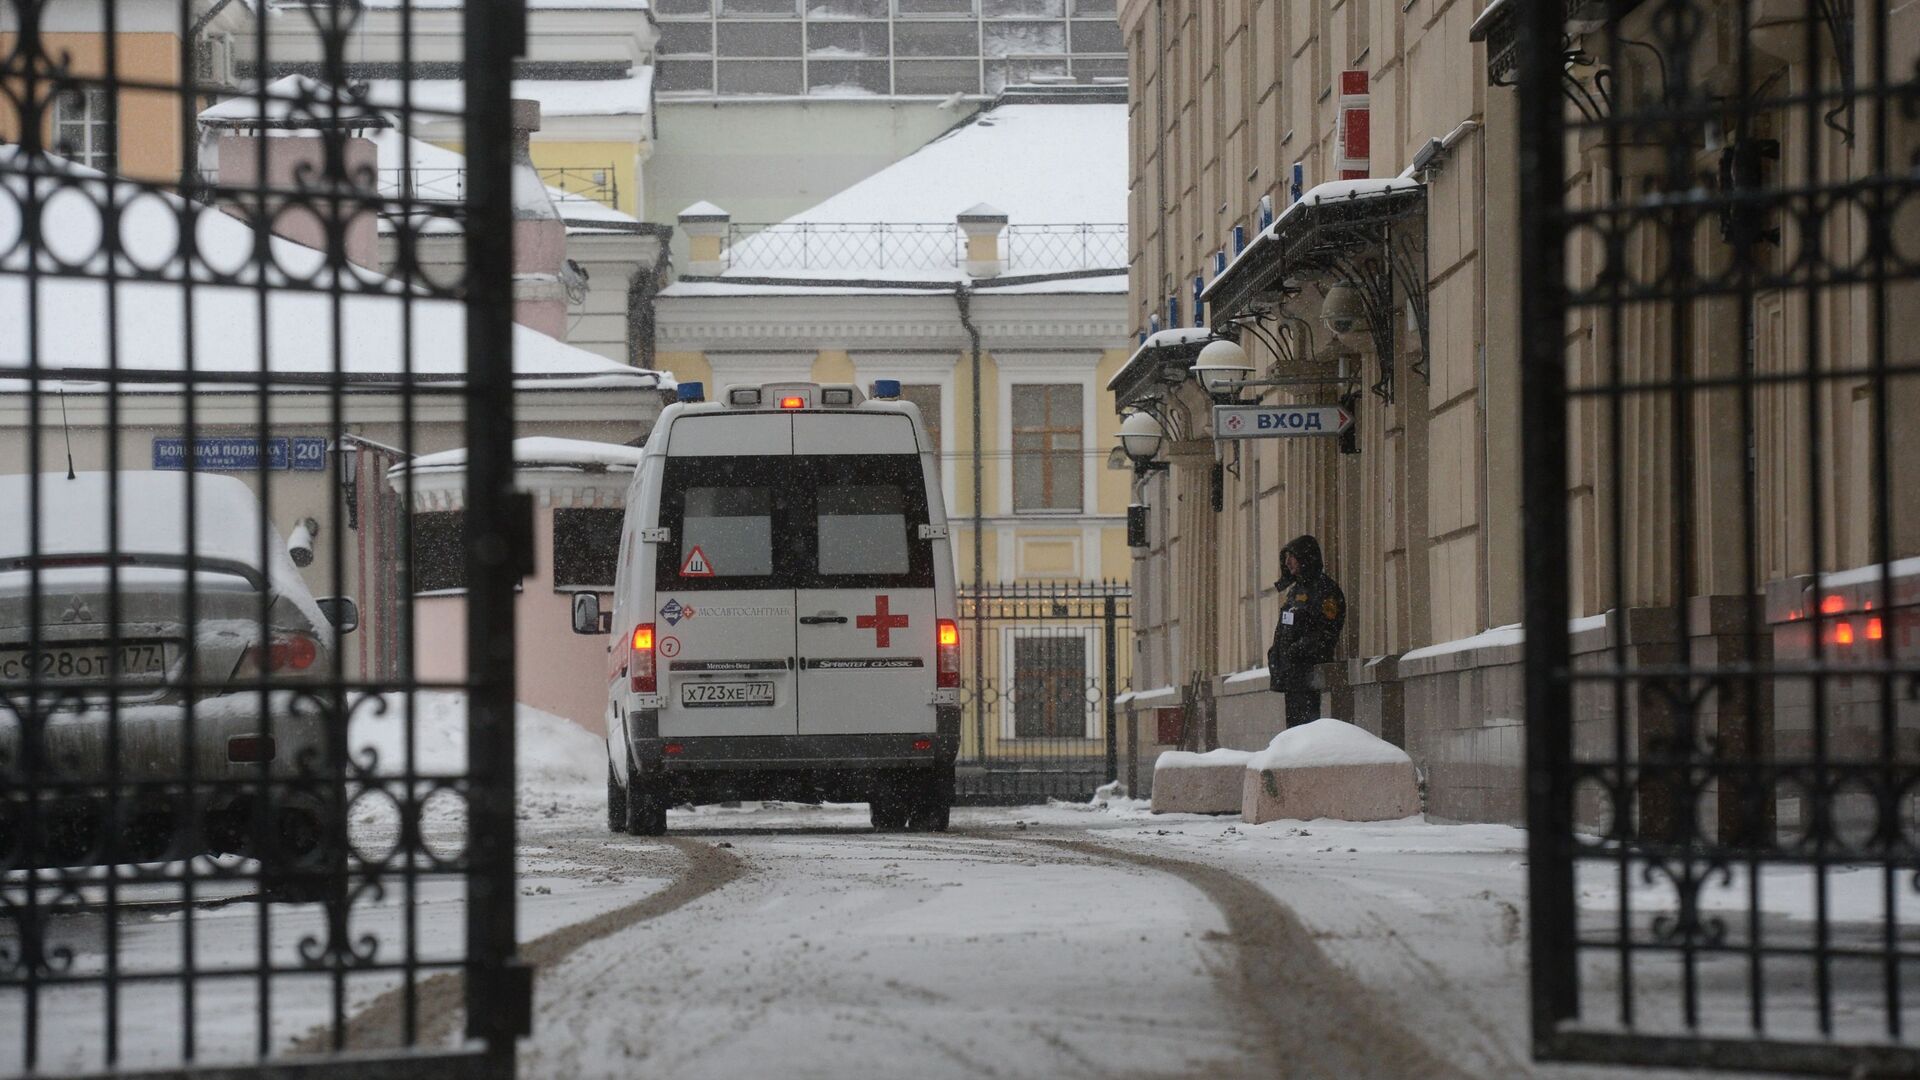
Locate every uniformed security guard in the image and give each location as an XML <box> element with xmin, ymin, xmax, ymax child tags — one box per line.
<box><xmin>1267</xmin><ymin>534</ymin><xmax>1347</xmax><ymax>729</ymax></box>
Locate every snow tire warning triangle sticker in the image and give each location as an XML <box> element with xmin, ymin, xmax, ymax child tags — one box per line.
<box><xmin>680</xmin><ymin>546</ymin><xmax>715</xmax><ymax>577</ymax></box>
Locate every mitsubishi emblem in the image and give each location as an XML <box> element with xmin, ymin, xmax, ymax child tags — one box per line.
<box><xmin>60</xmin><ymin>597</ymin><xmax>94</xmax><ymax>623</ymax></box>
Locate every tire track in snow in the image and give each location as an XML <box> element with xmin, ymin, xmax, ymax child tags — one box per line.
<box><xmin>294</xmin><ymin>835</ymin><xmax>746</xmax><ymax>1054</ymax></box>
<box><xmin>1035</xmin><ymin>837</ymin><xmax>1471</xmax><ymax>1080</ymax></box>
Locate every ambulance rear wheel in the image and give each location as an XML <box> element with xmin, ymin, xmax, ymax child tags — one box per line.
<box><xmin>869</xmin><ymin>780</ymin><xmax>910</xmax><ymax>831</ymax></box>
<box><xmin>906</xmin><ymin>774</ymin><xmax>952</xmax><ymax>833</ymax></box>
<box><xmin>625</xmin><ymin>779</ymin><xmax>668</xmax><ymax>837</ymax></box>
<box><xmin>606</xmin><ymin>759</ymin><xmax>629</xmax><ymax>834</ymax></box>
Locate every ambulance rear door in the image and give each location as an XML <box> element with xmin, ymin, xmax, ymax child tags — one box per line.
<box><xmin>791</xmin><ymin>413</ymin><xmax>939</xmax><ymax>738</ymax></box>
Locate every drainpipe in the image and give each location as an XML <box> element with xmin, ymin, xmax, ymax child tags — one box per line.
<box><xmin>953</xmin><ymin>283</ymin><xmax>985</xmax><ymax>767</ymax></box>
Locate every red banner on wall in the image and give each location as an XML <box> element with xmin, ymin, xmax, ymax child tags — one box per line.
<box><xmin>1337</xmin><ymin>69</ymin><xmax>1370</xmax><ymax>180</ymax></box>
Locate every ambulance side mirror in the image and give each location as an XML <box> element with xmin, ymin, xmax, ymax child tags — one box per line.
<box><xmin>571</xmin><ymin>592</ymin><xmax>607</xmax><ymax>635</ymax></box>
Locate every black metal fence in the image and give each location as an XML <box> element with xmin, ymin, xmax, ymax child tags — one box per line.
<box><xmin>1</xmin><ymin>1</ymin><xmax>526</xmax><ymax>1076</ymax></box>
<box><xmin>1517</xmin><ymin>0</ymin><xmax>1920</xmax><ymax>1072</ymax></box>
<box><xmin>955</xmin><ymin>580</ymin><xmax>1130</xmax><ymax>804</ymax></box>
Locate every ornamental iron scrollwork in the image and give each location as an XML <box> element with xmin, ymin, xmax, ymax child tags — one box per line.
<box><xmin>1516</xmin><ymin>0</ymin><xmax>1920</xmax><ymax>1072</ymax></box>
<box><xmin>0</xmin><ymin>0</ymin><xmax>527</xmax><ymax>1074</ymax></box>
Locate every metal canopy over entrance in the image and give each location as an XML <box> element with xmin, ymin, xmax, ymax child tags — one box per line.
<box><xmin>1200</xmin><ymin>180</ymin><xmax>1427</xmax><ymax>402</ymax></box>
<box><xmin>1</xmin><ymin>1</ymin><xmax>531</xmax><ymax>1075</ymax></box>
<box><xmin>1517</xmin><ymin>0</ymin><xmax>1920</xmax><ymax>1073</ymax></box>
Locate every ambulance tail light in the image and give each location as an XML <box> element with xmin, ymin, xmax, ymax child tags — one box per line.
<box><xmin>936</xmin><ymin>619</ymin><xmax>960</xmax><ymax>689</ymax></box>
<box><xmin>630</xmin><ymin>623</ymin><xmax>657</xmax><ymax>693</ymax></box>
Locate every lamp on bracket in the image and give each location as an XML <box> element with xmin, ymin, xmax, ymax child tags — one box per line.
<box><xmin>1190</xmin><ymin>337</ymin><xmax>1254</xmax><ymax>402</ymax></box>
<box><xmin>1118</xmin><ymin>410</ymin><xmax>1170</xmax><ymax>477</ymax></box>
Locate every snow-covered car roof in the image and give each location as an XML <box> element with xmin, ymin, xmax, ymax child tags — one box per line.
<box><xmin>0</xmin><ymin>471</ymin><xmax>321</xmax><ymax>615</ymax></box>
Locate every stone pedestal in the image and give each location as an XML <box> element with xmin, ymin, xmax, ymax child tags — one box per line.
<box><xmin>1150</xmin><ymin>749</ymin><xmax>1252</xmax><ymax>814</ymax></box>
<box><xmin>1238</xmin><ymin>718</ymin><xmax>1421</xmax><ymax>823</ymax></box>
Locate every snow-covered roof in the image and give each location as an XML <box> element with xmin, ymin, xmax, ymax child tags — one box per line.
<box><xmin>360</xmin><ymin>71</ymin><xmax>654</xmax><ymax>121</ymax></box>
<box><xmin>0</xmin><ymin>148</ymin><xmax>664</xmax><ymax>392</ymax></box>
<box><xmin>1468</xmin><ymin>0</ymin><xmax>1512</xmax><ymax>41</ymax></box>
<box><xmin>393</xmin><ymin>436</ymin><xmax>646</xmax><ymax>480</ymax></box>
<box><xmin>1105</xmin><ymin>327</ymin><xmax>1216</xmax><ymax>392</ymax></box>
<box><xmin>669</xmin><ymin>102</ymin><xmax>1128</xmax><ymax>295</ymax></box>
<box><xmin>769</xmin><ymin>103</ymin><xmax>1125</xmax><ymax>229</ymax></box>
<box><xmin>198</xmin><ymin>75</ymin><xmax>389</xmax><ymax>130</ymax></box>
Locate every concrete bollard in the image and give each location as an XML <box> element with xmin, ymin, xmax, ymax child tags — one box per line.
<box><xmin>1150</xmin><ymin>748</ymin><xmax>1252</xmax><ymax>814</ymax></box>
<box><xmin>1241</xmin><ymin>718</ymin><xmax>1420</xmax><ymax>824</ymax></box>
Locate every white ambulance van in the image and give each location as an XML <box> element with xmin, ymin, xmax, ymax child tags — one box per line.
<box><xmin>571</xmin><ymin>379</ymin><xmax>960</xmax><ymax>834</ymax></box>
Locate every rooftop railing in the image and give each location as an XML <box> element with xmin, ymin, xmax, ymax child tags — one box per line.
<box><xmin>723</xmin><ymin>221</ymin><xmax>1127</xmax><ymax>274</ymax></box>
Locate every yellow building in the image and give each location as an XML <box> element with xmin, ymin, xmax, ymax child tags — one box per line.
<box><xmin>655</xmin><ymin>90</ymin><xmax>1139</xmax><ymax>800</ymax></box>
<box><xmin>0</xmin><ymin>0</ymin><xmax>251</xmax><ymax>184</ymax></box>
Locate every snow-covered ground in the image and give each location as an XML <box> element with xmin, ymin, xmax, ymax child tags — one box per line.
<box><xmin>2</xmin><ymin>697</ymin><xmax>1864</xmax><ymax>1076</ymax></box>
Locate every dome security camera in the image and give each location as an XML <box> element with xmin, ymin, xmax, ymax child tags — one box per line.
<box><xmin>1321</xmin><ymin>283</ymin><xmax>1365</xmax><ymax>340</ymax></box>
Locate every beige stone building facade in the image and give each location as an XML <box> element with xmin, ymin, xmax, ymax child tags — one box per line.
<box><xmin>1112</xmin><ymin>0</ymin><xmax>1920</xmax><ymax>821</ymax></box>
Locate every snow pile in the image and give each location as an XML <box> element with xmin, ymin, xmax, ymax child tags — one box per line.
<box><xmin>1246</xmin><ymin>719</ymin><xmax>1412</xmax><ymax>772</ymax></box>
<box><xmin>1154</xmin><ymin>747</ymin><xmax>1253</xmax><ymax>771</ymax></box>
<box><xmin>1048</xmin><ymin>780</ymin><xmax>1149</xmax><ymax>815</ymax></box>
<box><xmin>352</xmin><ymin>691</ymin><xmax>603</xmax><ymax>796</ymax></box>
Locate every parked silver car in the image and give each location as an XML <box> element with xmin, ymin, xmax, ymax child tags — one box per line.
<box><xmin>0</xmin><ymin>470</ymin><xmax>356</xmax><ymax>885</ymax></box>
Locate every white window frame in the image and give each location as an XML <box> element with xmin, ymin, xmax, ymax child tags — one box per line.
<box><xmin>53</xmin><ymin>87</ymin><xmax>114</xmax><ymax>171</ymax></box>
<box><xmin>998</xmin><ymin>625</ymin><xmax>1097</xmax><ymax>739</ymax></box>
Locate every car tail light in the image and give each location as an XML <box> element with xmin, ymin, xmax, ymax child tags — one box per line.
<box><xmin>228</xmin><ymin>735</ymin><xmax>276</xmax><ymax>763</ymax></box>
<box><xmin>664</xmin><ymin>742</ymin><xmax>684</xmax><ymax>755</ymax></box>
<box><xmin>1821</xmin><ymin>594</ymin><xmax>1846</xmax><ymax>615</ymax></box>
<box><xmin>1835</xmin><ymin>621</ymin><xmax>1855</xmax><ymax>646</ymax></box>
<box><xmin>778</xmin><ymin>395</ymin><xmax>806</xmax><ymax>409</ymax></box>
<box><xmin>1868</xmin><ymin>617</ymin><xmax>1885</xmax><ymax>641</ymax></box>
<box><xmin>936</xmin><ymin>618</ymin><xmax>960</xmax><ymax>689</ymax></box>
<box><xmin>237</xmin><ymin>632</ymin><xmax>320</xmax><ymax>677</ymax></box>
<box><xmin>631</xmin><ymin>623</ymin><xmax>657</xmax><ymax>693</ymax></box>
<box><xmin>913</xmin><ymin>739</ymin><xmax>932</xmax><ymax>751</ymax></box>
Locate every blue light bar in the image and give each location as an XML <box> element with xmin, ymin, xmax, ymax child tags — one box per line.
<box><xmin>677</xmin><ymin>381</ymin><xmax>704</xmax><ymax>403</ymax></box>
<box><xmin>871</xmin><ymin>379</ymin><xmax>901</xmax><ymax>399</ymax></box>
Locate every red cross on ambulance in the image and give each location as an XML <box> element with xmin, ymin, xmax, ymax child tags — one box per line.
<box><xmin>857</xmin><ymin>594</ymin><xmax>911</xmax><ymax>648</ymax></box>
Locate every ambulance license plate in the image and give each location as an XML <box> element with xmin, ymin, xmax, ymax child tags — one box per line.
<box><xmin>681</xmin><ymin>681</ymin><xmax>775</xmax><ymax>708</ymax></box>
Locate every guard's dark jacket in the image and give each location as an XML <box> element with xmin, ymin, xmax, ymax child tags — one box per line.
<box><xmin>1267</xmin><ymin>534</ymin><xmax>1347</xmax><ymax>693</ymax></box>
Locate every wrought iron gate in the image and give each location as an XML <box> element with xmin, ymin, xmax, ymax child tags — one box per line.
<box><xmin>1518</xmin><ymin>0</ymin><xmax>1920</xmax><ymax>1072</ymax></box>
<box><xmin>2</xmin><ymin>0</ymin><xmax>527</xmax><ymax>1075</ymax></box>
<box><xmin>956</xmin><ymin>580</ymin><xmax>1129</xmax><ymax>804</ymax></box>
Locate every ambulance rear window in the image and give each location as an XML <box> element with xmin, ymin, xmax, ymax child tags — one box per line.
<box><xmin>682</xmin><ymin>486</ymin><xmax>774</xmax><ymax>577</ymax></box>
<box><xmin>816</xmin><ymin>485</ymin><xmax>910</xmax><ymax>576</ymax></box>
